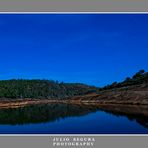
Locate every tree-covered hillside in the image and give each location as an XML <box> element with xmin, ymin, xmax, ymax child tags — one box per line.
<box><xmin>100</xmin><ymin>69</ymin><xmax>148</xmax><ymax>90</ymax></box>
<box><xmin>0</xmin><ymin>79</ymin><xmax>97</xmax><ymax>99</ymax></box>
<box><xmin>0</xmin><ymin>69</ymin><xmax>147</xmax><ymax>100</ymax></box>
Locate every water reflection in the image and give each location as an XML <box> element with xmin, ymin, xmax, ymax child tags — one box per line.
<box><xmin>0</xmin><ymin>103</ymin><xmax>98</xmax><ymax>125</ymax></box>
<box><xmin>96</xmin><ymin>104</ymin><xmax>148</xmax><ymax>128</ymax></box>
<box><xmin>0</xmin><ymin>102</ymin><xmax>148</xmax><ymax>128</ymax></box>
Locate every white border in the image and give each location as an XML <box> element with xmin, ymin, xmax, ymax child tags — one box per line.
<box><xmin>0</xmin><ymin>12</ymin><xmax>148</xmax><ymax>14</ymax></box>
<box><xmin>0</xmin><ymin>12</ymin><xmax>148</xmax><ymax>137</ymax></box>
<box><xmin>0</xmin><ymin>134</ymin><xmax>148</xmax><ymax>136</ymax></box>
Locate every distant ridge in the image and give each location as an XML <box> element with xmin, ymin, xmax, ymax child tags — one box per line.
<box><xmin>0</xmin><ymin>69</ymin><xmax>147</xmax><ymax>102</ymax></box>
<box><xmin>0</xmin><ymin>79</ymin><xmax>97</xmax><ymax>99</ymax></box>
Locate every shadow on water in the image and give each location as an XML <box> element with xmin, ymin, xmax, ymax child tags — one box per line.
<box><xmin>0</xmin><ymin>102</ymin><xmax>148</xmax><ymax>128</ymax></box>
<box><xmin>96</xmin><ymin>104</ymin><xmax>148</xmax><ymax>128</ymax></box>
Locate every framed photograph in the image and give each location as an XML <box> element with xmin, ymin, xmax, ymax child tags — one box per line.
<box><xmin>0</xmin><ymin>1</ymin><xmax>148</xmax><ymax>148</ymax></box>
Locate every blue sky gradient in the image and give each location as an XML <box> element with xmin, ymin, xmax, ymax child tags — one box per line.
<box><xmin>0</xmin><ymin>14</ymin><xmax>148</xmax><ymax>86</ymax></box>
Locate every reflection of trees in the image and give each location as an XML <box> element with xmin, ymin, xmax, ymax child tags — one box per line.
<box><xmin>96</xmin><ymin>104</ymin><xmax>148</xmax><ymax>128</ymax></box>
<box><xmin>0</xmin><ymin>103</ymin><xmax>147</xmax><ymax>128</ymax></box>
<box><xmin>0</xmin><ymin>103</ymin><xmax>98</xmax><ymax>125</ymax></box>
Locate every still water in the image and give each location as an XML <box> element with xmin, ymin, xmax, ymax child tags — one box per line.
<box><xmin>0</xmin><ymin>103</ymin><xmax>148</xmax><ymax>134</ymax></box>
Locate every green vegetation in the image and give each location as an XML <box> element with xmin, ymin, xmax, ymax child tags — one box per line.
<box><xmin>0</xmin><ymin>69</ymin><xmax>147</xmax><ymax>100</ymax></box>
<box><xmin>0</xmin><ymin>79</ymin><xmax>97</xmax><ymax>99</ymax></box>
<box><xmin>100</xmin><ymin>69</ymin><xmax>148</xmax><ymax>90</ymax></box>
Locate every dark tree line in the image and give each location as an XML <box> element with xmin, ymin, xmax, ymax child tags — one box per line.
<box><xmin>0</xmin><ymin>69</ymin><xmax>147</xmax><ymax>99</ymax></box>
<box><xmin>0</xmin><ymin>79</ymin><xmax>97</xmax><ymax>99</ymax></box>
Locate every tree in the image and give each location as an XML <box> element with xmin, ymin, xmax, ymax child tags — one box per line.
<box><xmin>132</xmin><ymin>69</ymin><xmax>145</xmax><ymax>79</ymax></box>
<box><xmin>125</xmin><ymin>77</ymin><xmax>131</xmax><ymax>81</ymax></box>
<box><xmin>110</xmin><ymin>82</ymin><xmax>118</xmax><ymax>88</ymax></box>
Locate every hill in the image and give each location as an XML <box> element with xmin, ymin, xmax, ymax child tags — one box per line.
<box><xmin>0</xmin><ymin>79</ymin><xmax>97</xmax><ymax>100</ymax></box>
<box><xmin>0</xmin><ymin>69</ymin><xmax>148</xmax><ymax>105</ymax></box>
<box><xmin>71</xmin><ymin>70</ymin><xmax>148</xmax><ymax>105</ymax></box>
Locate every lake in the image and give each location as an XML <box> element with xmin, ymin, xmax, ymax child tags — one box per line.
<box><xmin>0</xmin><ymin>102</ymin><xmax>148</xmax><ymax>134</ymax></box>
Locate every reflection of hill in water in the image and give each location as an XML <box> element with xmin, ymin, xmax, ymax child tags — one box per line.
<box><xmin>96</xmin><ymin>104</ymin><xmax>148</xmax><ymax>128</ymax></box>
<box><xmin>0</xmin><ymin>103</ymin><xmax>98</xmax><ymax>125</ymax></box>
<box><xmin>0</xmin><ymin>103</ymin><xmax>148</xmax><ymax>128</ymax></box>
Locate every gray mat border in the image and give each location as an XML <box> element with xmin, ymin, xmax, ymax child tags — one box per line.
<box><xmin>0</xmin><ymin>0</ymin><xmax>148</xmax><ymax>12</ymax></box>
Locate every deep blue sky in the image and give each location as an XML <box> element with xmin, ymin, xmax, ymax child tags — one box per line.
<box><xmin>0</xmin><ymin>14</ymin><xmax>148</xmax><ymax>86</ymax></box>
